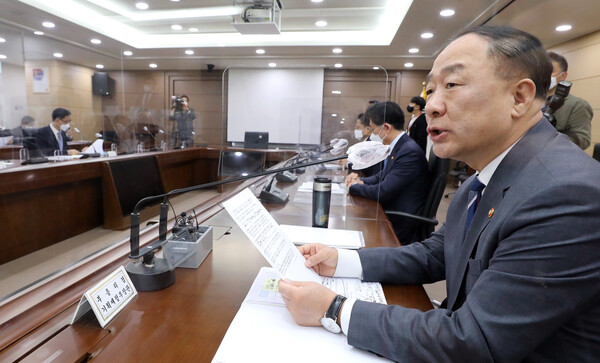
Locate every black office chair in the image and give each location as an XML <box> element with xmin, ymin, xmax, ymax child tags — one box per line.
<box><xmin>593</xmin><ymin>143</ymin><xmax>600</xmax><ymax>162</ymax></box>
<box><xmin>385</xmin><ymin>151</ymin><xmax>450</xmax><ymax>242</ymax></box>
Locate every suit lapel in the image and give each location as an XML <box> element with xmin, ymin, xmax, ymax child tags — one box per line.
<box><xmin>446</xmin><ymin>119</ymin><xmax>558</xmax><ymax>310</ymax></box>
<box><xmin>383</xmin><ymin>133</ymin><xmax>408</xmax><ymax>174</ymax></box>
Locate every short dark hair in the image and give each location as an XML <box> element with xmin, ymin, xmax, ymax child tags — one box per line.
<box><xmin>21</xmin><ymin>115</ymin><xmax>35</xmax><ymax>125</ymax></box>
<box><xmin>456</xmin><ymin>25</ymin><xmax>552</xmax><ymax>100</ymax></box>
<box><xmin>181</xmin><ymin>95</ymin><xmax>189</xmax><ymax>100</ymax></box>
<box><xmin>52</xmin><ymin>108</ymin><xmax>71</xmax><ymax>121</ymax></box>
<box><xmin>357</xmin><ymin>113</ymin><xmax>369</xmax><ymax>127</ymax></box>
<box><xmin>365</xmin><ymin>101</ymin><xmax>404</xmax><ymax>130</ymax></box>
<box><xmin>548</xmin><ymin>51</ymin><xmax>568</xmax><ymax>72</ymax></box>
<box><xmin>410</xmin><ymin>96</ymin><xmax>426</xmax><ymax>111</ymax></box>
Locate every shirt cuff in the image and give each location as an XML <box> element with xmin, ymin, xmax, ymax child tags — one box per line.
<box><xmin>333</xmin><ymin>249</ymin><xmax>363</xmax><ymax>278</ymax></box>
<box><xmin>339</xmin><ymin>298</ymin><xmax>356</xmax><ymax>335</ymax></box>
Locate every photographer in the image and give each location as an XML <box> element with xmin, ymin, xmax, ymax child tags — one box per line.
<box><xmin>169</xmin><ymin>95</ymin><xmax>195</xmax><ymax>147</ymax></box>
<box><xmin>546</xmin><ymin>52</ymin><xmax>593</xmax><ymax>150</ymax></box>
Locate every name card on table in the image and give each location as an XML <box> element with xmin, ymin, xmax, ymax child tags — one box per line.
<box><xmin>71</xmin><ymin>265</ymin><xmax>138</xmax><ymax>328</ymax></box>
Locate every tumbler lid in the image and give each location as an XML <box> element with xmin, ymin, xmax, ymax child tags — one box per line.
<box><xmin>314</xmin><ymin>177</ymin><xmax>331</xmax><ymax>184</ymax></box>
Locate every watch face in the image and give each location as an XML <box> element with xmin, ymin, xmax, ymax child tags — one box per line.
<box><xmin>320</xmin><ymin>317</ymin><xmax>341</xmax><ymax>334</ymax></box>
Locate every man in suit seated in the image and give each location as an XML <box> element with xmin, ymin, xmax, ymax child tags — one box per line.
<box><xmin>10</xmin><ymin>115</ymin><xmax>37</xmax><ymax>145</ymax></box>
<box><xmin>33</xmin><ymin>108</ymin><xmax>80</xmax><ymax>157</ymax></box>
<box><xmin>279</xmin><ymin>25</ymin><xmax>600</xmax><ymax>362</ymax></box>
<box><xmin>345</xmin><ymin>101</ymin><xmax>430</xmax><ymax>244</ymax></box>
<box><xmin>406</xmin><ymin>96</ymin><xmax>428</xmax><ymax>153</ymax></box>
<box><xmin>343</xmin><ymin>112</ymin><xmax>382</xmax><ymax>177</ymax></box>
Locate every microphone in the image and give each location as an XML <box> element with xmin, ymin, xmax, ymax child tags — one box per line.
<box><xmin>126</xmin><ymin>152</ymin><xmax>348</xmax><ymax>291</ymax></box>
<box><xmin>143</xmin><ymin>126</ymin><xmax>162</xmax><ymax>151</ymax></box>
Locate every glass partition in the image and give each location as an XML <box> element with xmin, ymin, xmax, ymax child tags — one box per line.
<box><xmin>0</xmin><ymin>19</ymin><xmax>395</xmax><ymax>306</ymax></box>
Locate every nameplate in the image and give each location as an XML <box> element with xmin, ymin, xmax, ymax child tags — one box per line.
<box><xmin>71</xmin><ymin>265</ymin><xmax>138</xmax><ymax>328</ymax></box>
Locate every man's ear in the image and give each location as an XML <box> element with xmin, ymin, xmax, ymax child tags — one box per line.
<box><xmin>560</xmin><ymin>71</ymin><xmax>568</xmax><ymax>82</ymax></box>
<box><xmin>511</xmin><ymin>78</ymin><xmax>537</xmax><ymax>118</ymax></box>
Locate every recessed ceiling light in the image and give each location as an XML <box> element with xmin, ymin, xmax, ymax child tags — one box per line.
<box><xmin>440</xmin><ymin>9</ymin><xmax>455</xmax><ymax>17</ymax></box>
<box><xmin>149</xmin><ymin>63</ymin><xmax>158</xmax><ymax>68</ymax></box>
<box><xmin>0</xmin><ymin>38</ymin><xmax>5</xmax><ymax>43</ymax></box>
<box><xmin>421</xmin><ymin>32</ymin><xmax>434</xmax><ymax>39</ymax></box>
<box><xmin>171</xmin><ymin>24</ymin><xmax>183</xmax><ymax>31</ymax></box>
<box><xmin>34</xmin><ymin>31</ymin><xmax>44</xmax><ymax>35</ymax></box>
<box><xmin>409</xmin><ymin>48</ymin><xmax>419</xmax><ymax>53</ymax></box>
<box><xmin>0</xmin><ymin>55</ymin><xmax>7</xmax><ymax>60</ymax></box>
<box><xmin>556</xmin><ymin>25</ymin><xmax>572</xmax><ymax>32</ymax></box>
<box><xmin>332</xmin><ymin>90</ymin><xmax>342</xmax><ymax>94</ymax></box>
<box><xmin>311</xmin><ymin>0</ymin><xmax>324</xmax><ymax>3</ymax></box>
<box><xmin>331</xmin><ymin>113</ymin><xmax>338</xmax><ymax>117</ymax></box>
<box><xmin>189</xmin><ymin>27</ymin><xmax>198</xmax><ymax>32</ymax></box>
<box><xmin>404</xmin><ymin>62</ymin><xmax>414</xmax><ymax>68</ymax></box>
<box><xmin>315</xmin><ymin>20</ymin><xmax>328</xmax><ymax>27</ymax></box>
<box><xmin>53</xmin><ymin>52</ymin><xmax>63</xmax><ymax>58</ymax></box>
<box><xmin>171</xmin><ymin>0</ymin><xmax>180</xmax><ymax>2</ymax></box>
<box><xmin>372</xmin><ymin>66</ymin><xmax>380</xmax><ymax>70</ymax></box>
<box><xmin>334</xmin><ymin>63</ymin><xmax>343</xmax><ymax>68</ymax></box>
<box><xmin>135</xmin><ymin>2</ymin><xmax>149</xmax><ymax>10</ymax></box>
<box><xmin>96</xmin><ymin>64</ymin><xmax>104</xmax><ymax>69</ymax></box>
<box><xmin>340</xmin><ymin>121</ymin><xmax>345</xmax><ymax>124</ymax></box>
<box><xmin>90</xmin><ymin>38</ymin><xmax>101</xmax><ymax>44</ymax></box>
<box><xmin>42</xmin><ymin>21</ymin><xmax>55</xmax><ymax>28</ymax></box>
<box><xmin>185</xmin><ymin>49</ymin><xmax>194</xmax><ymax>55</ymax></box>
<box><xmin>268</xmin><ymin>62</ymin><xmax>277</xmax><ymax>67</ymax></box>
<box><xmin>123</xmin><ymin>50</ymin><xmax>133</xmax><ymax>56</ymax></box>
<box><xmin>332</xmin><ymin>48</ymin><xmax>342</xmax><ymax>54</ymax></box>
<box><xmin>256</xmin><ymin>48</ymin><xmax>266</xmax><ymax>54</ymax></box>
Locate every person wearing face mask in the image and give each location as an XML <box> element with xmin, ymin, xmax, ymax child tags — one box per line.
<box><xmin>33</xmin><ymin>108</ymin><xmax>80</xmax><ymax>156</ymax></box>
<box><xmin>406</xmin><ymin>96</ymin><xmax>428</xmax><ymax>153</ymax></box>
<box><xmin>546</xmin><ymin>52</ymin><xmax>592</xmax><ymax>150</ymax></box>
<box><xmin>345</xmin><ymin>101</ymin><xmax>429</xmax><ymax>244</ymax></box>
<box><xmin>345</xmin><ymin>113</ymin><xmax>382</xmax><ymax>177</ymax></box>
<box><xmin>10</xmin><ymin>115</ymin><xmax>37</xmax><ymax>145</ymax></box>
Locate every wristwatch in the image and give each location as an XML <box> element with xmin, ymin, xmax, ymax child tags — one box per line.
<box><xmin>320</xmin><ymin>294</ymin><xmax>347</xmax><ymax>333</ymax></box>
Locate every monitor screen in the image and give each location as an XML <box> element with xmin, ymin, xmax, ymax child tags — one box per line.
<box><xmin>244</xmin><ymin>131</ymin><xmax>269</xmax><ymax>149</ymax></box>
<box><xmin>220</xmin><ymin>150</ymin><xmax>265</xmax><ymax>177</ymax></box>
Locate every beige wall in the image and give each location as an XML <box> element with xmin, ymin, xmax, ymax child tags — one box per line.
<box><xmin>549</xmin><ymin>30</ymin><xmax>600</xmax><ymax>155</ymax></box>
<box><xmin>24</xmin><ymin>60</ymin><xmax>103</xmax><ymax>141</ymax></box>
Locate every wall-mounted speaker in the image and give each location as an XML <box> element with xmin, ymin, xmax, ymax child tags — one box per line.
<box><xmin>92</xmin><ymin>72</ymin><xmax>115</xmax><ymax>96</ymax></box>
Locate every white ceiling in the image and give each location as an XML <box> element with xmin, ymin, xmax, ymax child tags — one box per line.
<box><xmin>0</xmin><ymin>0</ymin><xmax>599</xmax><ymax>71</ymax></box>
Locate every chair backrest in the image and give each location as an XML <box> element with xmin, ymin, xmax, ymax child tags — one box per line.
<box><xmin>593</xmin><ymin>143</ymin><xmax>600</xmax><ymax>162</ymax></box>
<box><xmin>419</xmin><ymin>151</ymin><xmax>450</xmax><ymax>239</ymax></box>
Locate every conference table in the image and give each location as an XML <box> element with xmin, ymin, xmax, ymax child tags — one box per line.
<box><xmin>0</xmin><ymin>150</ymin><xmax>433</xmax><ymax>362</ymax></box>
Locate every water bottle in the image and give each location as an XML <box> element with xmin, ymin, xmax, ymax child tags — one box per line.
<box><xmin>312</xmin><ymin>177</ymin><xmax>332</xmax><ymax>228</ymax></box>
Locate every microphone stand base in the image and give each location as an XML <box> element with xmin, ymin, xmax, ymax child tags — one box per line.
<box><xmin>125</xmin><ymin>257</ymin><xmax>175</xmax><ymax>292</ymax></box>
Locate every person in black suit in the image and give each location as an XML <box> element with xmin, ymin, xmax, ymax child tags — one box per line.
<box><xmin>33</xmin><ymin>108</ymin><xmax>79</xmax><ymax>156</ymax></box>
<box><xmin>406</xmin><ymin>96</ymin><xmax>428</xmax><ymax>153</ymax></box>
<box><xmin>11</xmin><ymin>115</ymin><xmax>37</xmax><ymax>145</ymax></box>
<box><xmin>345</xmin><ymin>101</ymin><xmax>430</xmax><ymax>244</ymax></box>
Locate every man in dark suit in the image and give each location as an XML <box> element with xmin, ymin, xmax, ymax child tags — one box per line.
<box><xmin>34</xmin><ymin>108</ymin><xmax>78</xmax><ymax>156</ymax></box>
<box><xmin>406</xmin><ymin>96</ymin><xmax>428</xmax><ymax>153</ymax></box>
<box><xmin>345</xmin><ymin>101</ymin><xmax>429</xmax><ymax>244</ymax></box>
<box><xmin>10</xmin><ymin>115</ymin><xmax>37</xmax><ymax>145</ymax></box>
<box><xmin>346</xmin><ymin>112</ymin><xmax>381</xmax><ymax>177</ymax></box>
<box><xmin>279</xmin><ymin>26</ymin><xmax>600</xmax><ymax>362</ymax></box>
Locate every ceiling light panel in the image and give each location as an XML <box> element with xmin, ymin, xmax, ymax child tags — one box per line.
<box><xmin>18</xmin><ymin>0</ymin><xmax>413</xmax><ymax>48</ymax></box>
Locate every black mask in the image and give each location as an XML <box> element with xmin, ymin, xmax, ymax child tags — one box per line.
<box><xmin>406</xmin><ymin>105</ymin><xmax>414</xmax><ymax>113</ymax></box>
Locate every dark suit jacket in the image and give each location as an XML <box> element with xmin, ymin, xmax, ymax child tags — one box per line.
<box><xmin>408</xmin><ymin>113</ymin><xmax>427</xmax><ymax>153</ymax></box>
<box><xmin>34</xmin><ymin>125</ymin><xmax>69</xmax><ymax>156</ymax></box>
<box><xmin>349</xmin><ymin>120</ymin><xmax>600</xmax><ymax>362</ymax></box>
<box><xmin>349</xmin><ymin>133</ymin><xmax>429</xmax><ymax>243</ymax></box>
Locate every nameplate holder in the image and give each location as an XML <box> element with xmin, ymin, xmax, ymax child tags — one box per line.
<box><xmin>71</xmin><ymin>265</ymin><xmax>138</xmax><ymax>328</ymax></box>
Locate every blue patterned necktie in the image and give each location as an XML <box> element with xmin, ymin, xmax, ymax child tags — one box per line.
<box><xmin>57</xmin><ymin>131</ymin><xmax>63</xmax><ymax>153</ymax></box>
<box><xmin>464</xmin><ymin>177</ymin><xmax>486</xmax><ymax>235</ymax></box>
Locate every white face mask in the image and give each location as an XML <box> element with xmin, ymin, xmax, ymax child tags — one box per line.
<box><xmin>354</xmin><ymin>129</ymin><xmax>363</xmax><ymax>140</ymax></box>
<box><xmin>549</xmin><ymin>76</ymin><xmax>557</xmax><ymax>90</ymax></box>
<box><xmin>60</xmin><ymin>124</ymin><xmax>70</xmax><ymax>132</ymax></box>
<box><xmin>370</xmin><ymin>125</ymin><xmax>386</xmax><ymax>143</ymax></box>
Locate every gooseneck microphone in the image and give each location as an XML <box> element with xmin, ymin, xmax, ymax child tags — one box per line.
<box><xmin>143</xmin><ymin>126</ymin><xmax>162</xmax><ymax>151</ymax></box>
<box><xmin>126</xmin><ymin>152</ymin><xmax>348</xmax><ymax>291</ymax></box>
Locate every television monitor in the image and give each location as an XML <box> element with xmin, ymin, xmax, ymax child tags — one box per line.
<box><xmin>109</xmin><ymin>157</ymin><xmax>164</xmax><ymax>215</ymax></box>
<box><xmin>219</xmin><ymin>150</ymin><xmax>265</xmax><ymax>177</ymax></box>
<box><xmin>244</xmin><ymin>131</ymin><xmax>269</xmax><ymax>149</ymax></box>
